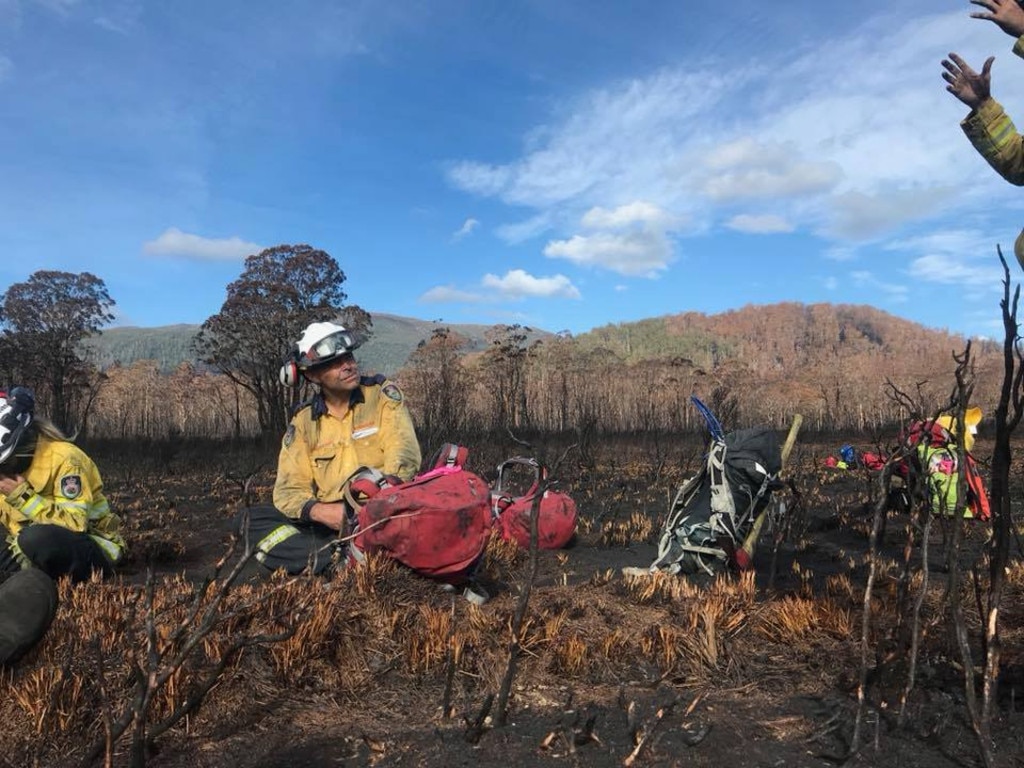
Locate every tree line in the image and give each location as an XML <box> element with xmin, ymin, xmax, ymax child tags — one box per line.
<box><xmin>1</xmin><ymin>244</ymin><xmax>1003</xmax><ymax>443</ymax></box>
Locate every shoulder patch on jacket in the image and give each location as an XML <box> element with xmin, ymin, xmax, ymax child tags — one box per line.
<box><xmin>381</xmin><ymin>383</ymin><xmax>403</xmax><ymax>403</ymax></box>
<box><xmin>283</xmin><ymin>424</ymin><xmax>296</xmax><ymax>447</ymax></box>
<box><xmin>59</xmin><ymin>474</ymin><xmax>82</xmax><ymax>499</ymax></box>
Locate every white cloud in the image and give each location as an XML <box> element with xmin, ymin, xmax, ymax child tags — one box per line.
<box><xmin>447</xmin><ymin>162</ymin><xmax>513</xmax><ymax>198</ymax></box>
<box><xmin>826</xmin><ymin>188</ymin><xmax>956</xmax><ymax>240</ymax></box>
<box><xmin>446</xmin><ymin>9</ymin><xmax>1015</xmax><ymax>251</ymax></box>
<box><xmin>824</xmin><ymin>245</ymin><xmax>857</xmax><ymax>262</ymax></box>
<box><xmin>699</xmin><ymin>137</ymin><xmax>842</xmax><ymax>201</ymax></box>
<box><xmin>495</xmin><ymin>214</ymin><xmax>555</xmax><ymax>244</ymax></box>
<box><xmin>142</xmin><ymin>228</ymin><xmax>261</xmax><ymax>261</ymax></box>
<box><xmin>29</xmin><ymin>0</ymin><xmax>80</xmax><ymax>15</ymax></box>
<box><xmin>481</xmin><ymin>269</ymin><xmax>581</xmax><ymax>300</ymax></box>
<box><xmin>907</xmin><ymin>253</ymin><xmax>1005</xmax><ymax>288</ymax></box>
<box><xmin>544</xmin><ymin>230</ymin><xmax>673</xmax><ymax>277</ymax></box>
<box><xmin>94</xmin><ymin>2</ymin><xmax>143</xmax><ymax>35</ymax></box>
<box><xmin>726</xmin><ymin>214</ymin><xmax>794</xmax><ymax>234</ymax></box>
<box><xmin>823</xmin><ymin>276</ymin><xmax>839</xmax><ymax>291</ymax></box>
<box><xmin>420</xmin><ymin>269</ymin><xmax>581</xmax><ymax>304</ymax></box>
<box><xmin>886</xmin><ymin>228</ymin><xmax>1011</xmax><ymax>291</ymax></box>
<box><xmin>581</xmin><ymin>201</ymin><xmax>676</xmax><ymax>229</ymax></box>
<box><xmin>451</xmin><ymin>217</ymin><xmax>479</xmax><ymax>241</ymax></box>
<box><xmin>886</xmin><ymin>229</ymin><xmax>1012</xmax><ymax>259</ymax></box>
<box><xmin>540</xmin><ymin>201</ymin><xmax>680</xmax><ymax>277</ymax></box>
<box><xmin>419</xmin><ymin>285</ymin><xmax>484</xmax><ymax>304</ymax></box>
<box><xmin>850</xmin><ymin>270</ymin><xmax>909</xmax><ymax>301</ymax></box>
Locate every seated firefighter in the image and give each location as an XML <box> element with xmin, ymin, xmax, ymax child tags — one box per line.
<box><xmin>0</xmin><ymin>387</ymin><xmax>125</xmax><ymax>582</ymax></box>
<box><xmin>242</xmin><ymin>322</ymin><xmax>422</xmax><ymax>574</ymax></box>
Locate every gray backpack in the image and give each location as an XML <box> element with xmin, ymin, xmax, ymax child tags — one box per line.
<box><xmin>650</xmin><ymin>427</ymin><xmax>783</xmax><ymax>576</ymax></box>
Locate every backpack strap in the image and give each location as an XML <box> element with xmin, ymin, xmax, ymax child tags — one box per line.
<box><xmin>426</xmin><ymin>443</ymin><xmax>469</xmax><ymax>471</ymax></box>
<box><xmin>706</xmin><ymin>438</ymin><xmax>736</xmax><ymax>519</ymax></box>
<box><xmin>342</xmin><ymin>466</ymin><xmax>395</xmax><ymax>518</ymax></box>
<box><xmin>494</xmin><ymin>456</ymin><xmax>544</xmax><ymax>495</ymax></box>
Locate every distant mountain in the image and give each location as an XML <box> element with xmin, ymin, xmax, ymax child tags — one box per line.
<box><xmin>81</xmin><ymin>303</ymin><xmax>994</xmax><ymax>387</ymax></box>
<box><xmin>569</xmin><ymin>302</ymin><xmax>990</xmax><ymax>369</ymax></box>
<box><xmin>81</xmin><ymin>313</ymin><xmax>548</xmax><ymax>375</ymax></box>
<box><xmin>81</xmin><ymin>324</ymin><xmax>201</xmax><ymax>372</ymax></box>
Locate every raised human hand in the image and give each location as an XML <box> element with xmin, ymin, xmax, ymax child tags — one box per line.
<box><xmin>970</xmin><ymin>0</ymin><xmax>1024</xmax><ymax>39</ymax></box>
<box><xmin>942</xmin><ymin>52</ymin><xmax>994</xmax><ymax>110</ymax></box>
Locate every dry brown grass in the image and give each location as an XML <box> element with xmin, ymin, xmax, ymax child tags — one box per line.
<box><xmin>598</xmin><ymin>511</ymin><xmax>656</xmax><ymax>547</ymax></box>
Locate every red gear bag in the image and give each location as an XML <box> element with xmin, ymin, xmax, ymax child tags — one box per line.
<box><xmin>348</xmin><ymin>448</ymin><xmax>493</xmax><ymax>583</ymax></box>
<box><xmin>490</xmin><ymin>457</ymin><xmax>577</xmax><ymax>550</ymax></box>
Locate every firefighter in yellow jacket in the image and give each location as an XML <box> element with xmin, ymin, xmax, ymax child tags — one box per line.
<box><xmin>0</xmin><ymin>387</ymin><xmax>125</xmax><ymax>582</ymax></box>
<box><xmin>241</xmin><ymin>322</ymin><xmax>422</xmax><ymax>574</ymax></box>
<box><xmin>942</xmin><ymin>0</ymin><xmax>1024</xmax><ymax>266</ymax></box>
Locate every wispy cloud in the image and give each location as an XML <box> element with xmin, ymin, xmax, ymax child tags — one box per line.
<box><xmin>142</xmin><ymin>228</ymin><xmax>261</xmax><ymax>261</ymax></box>
<box><xmin>420</xmin><ymin>268</ymin><xmax>581</xmax><ymax>304</ymax></box>
<box><xmin>827</xmin><ymin>188</ymin><xmax>957</xmax><ymax>240</ymax></box>
<box><xmin>698</xmin><ymin>137</ymin><xmax>842</xmax><ymax>201</ymax></box>
<box><xmin>447</xmin><ymin>10</ymin><xmax>1012</xmax><ymax>260</ymax></box>
<box><xmin>0</xmin><ymin>55</ymin><xmax>11</xmax><ymax>83</ymax></box>
<box><xmin>581</xmin><ymin>201</ymin><xmax>676</xmax><ymax>229</ymax></box>
<box><xmin>850</xmin><ymin>270</ymin><xmax>909</xmax><ymax>301</ymax></box>
<box><xmin>889</xmin><ymin>228</ymin><xmax>1012</xmax><ymax>289</ymax></box>
<box><xmin>726</xmin><ymin>214</ymin><xmax>794</xmax><ymax>234</ymax></box>
<box><xmin>451</xmin><ymin>217</ymin><xmax>479</xmax><ymax>242</ymax></box>
<box><xmin>824</xmin><ymin>245</ymin><xmax>858</xmax><ymax>262</ymax></box>
<box><xmin>907</xmin><ymin>253</ymin><xmax>1007</xmax><ymax>288</ymax></box>
<box><xmin>29</xmin><ymin>0</ymin><xmax>81</xmax><ymax>15</ymax></box>
<box><xmin>495</xmin><ymin>213</ymin><xmax>555</xmax><ymax>244</ymax></box>
<box><xmin>93</xmin><ymin>1</ymin><xmax>143</xmax><ymax>35</ymax></box>
<box><xmin>419</xmin><ymin>285</ymin><xmax>484</xmax><ymax>303</ymax></box>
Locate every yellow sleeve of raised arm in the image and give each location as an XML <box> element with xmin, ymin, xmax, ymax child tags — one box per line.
<box><xmin>961</xmin><ymin>97</ymin><xmax>1024</xmax><ymax>185</ymax></box>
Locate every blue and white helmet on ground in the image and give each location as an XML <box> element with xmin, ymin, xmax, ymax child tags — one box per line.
<box><xmin>0</xmin><ymin>387</ymin><xmax>35</xmax><ymax>467</ymax></box>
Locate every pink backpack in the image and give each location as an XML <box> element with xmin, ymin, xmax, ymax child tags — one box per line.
<box><xmin>490</xmin><ymin>457</ymin><xmax>577</xmax><ymax>550</ymax></box>
<box><xmin>347</xmin><ymin>445</ymin><xmax>493</xmax><ymax>584</ymax></box>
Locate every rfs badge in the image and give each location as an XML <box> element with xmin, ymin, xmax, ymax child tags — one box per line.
<box><xmin>60</xmin><ymin>474</ymin><xmax>82</xmax><ymax>499</ymax></box>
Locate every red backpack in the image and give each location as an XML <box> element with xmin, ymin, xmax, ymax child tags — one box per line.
<box><xmin>490</xmin><ymin>457</ymin><xmax>577</xmax><ymax>550</ymax></box>
<box><xmin>347</xmin><ymin>446</ymin><xmax>493</xmax><ymax>584</ymax></box>
<box><xmin>898</xmin><ymin>419</ymin><xmax>991</xmax><ymax>522</ymax></box>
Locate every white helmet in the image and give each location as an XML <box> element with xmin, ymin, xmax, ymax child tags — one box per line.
<box><xmin>279</xmin><ymin>322</ymin><xmax>360</xmax><ymax>387</ymax></box>
<box><xmin>0</xmin><ymin>387</ymin><xmax>35</xmax><ymax>467</ymax></box>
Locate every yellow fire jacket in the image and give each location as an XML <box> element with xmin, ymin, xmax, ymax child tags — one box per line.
<box><xmin>273</xmin><ymin>376</ymin><xmax>422</xmax><ymax>520</ymax></box>
<box><xmin>961</xmin><ymin>36</ymin><xmax>1024</xmax><ymax>185</ymax></box>
<box><xmin>0</xmin><ymin>435</ymin><xmax>125</xmax><ymax>563</ymax></box>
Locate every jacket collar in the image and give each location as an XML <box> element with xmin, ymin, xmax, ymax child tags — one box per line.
<box><xmin>310</xmin><ymin>387</ymin><xmax>366</xmax><ymax>420</ymax></box>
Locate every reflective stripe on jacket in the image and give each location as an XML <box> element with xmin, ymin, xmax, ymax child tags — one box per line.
<box><xmin>272</xmin><ymin>378</ymin><xmax>422</xmax><ymax>520</ymax></box>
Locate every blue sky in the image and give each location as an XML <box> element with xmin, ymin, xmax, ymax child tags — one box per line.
<box><xmin>2</xmin><ymin>0</ymin><xmax>1024</xmax><ymax>338</ymax></box>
